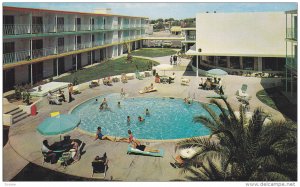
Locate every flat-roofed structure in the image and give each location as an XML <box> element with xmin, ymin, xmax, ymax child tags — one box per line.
<box><xmin>3</xmin><ymin>6</ymin><xmax>148</xmax><ymax>92</ymax></box>
<box><xmin>187</xmin><ymin>11</ymin><xmax>287</xmax><ymax>75</ymax></box>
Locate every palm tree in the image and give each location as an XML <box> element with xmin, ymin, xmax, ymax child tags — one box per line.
<box><xmin>176</xmin><ymin>98</ymin><xmax>297</xmax><ymax>181</ymax></box>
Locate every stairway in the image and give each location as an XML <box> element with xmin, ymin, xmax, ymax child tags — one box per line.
<box><xmin>5</xmin><ymin>107</ymin><xmax>30</xmax><ymax>124</ymax></box>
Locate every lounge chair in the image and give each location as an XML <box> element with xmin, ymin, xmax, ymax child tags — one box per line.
<box><xmin>181</xmin><ymin>78</ymin><xmax>190</xmax><ymax>86</ymax></box>
<box><xmin>89</xmin><ymin>80</ymin><xmax>100</xmax><ymax>88</ymax></box>
<box><xmin>139</xmin><ymin>87</ymin><xmax>157</xmax><ymax>94</ymax></box>
<box><xmin>206</xmin><ymin>94</ymin><xmax>228</xmax><ymax>100</ymax></box>
<box><xmin>73</xmin><ymin>86</ymin><xmax>81</xmax><ymax>94</ymax></box>
<box><xmin>135</xmin><ymin>71</ymin><xmax>143</xmax><ymax>80</ymax></box>
<box><xmin>127</xmin><ymin>145</ymin><xmax>164</xmax><ymax>157</ymax></box>
<box><xmin>91</xmin><ymin>153</ymin><xmax>108</xmax><ymax>178</ymax></box>
<box><xmin>121</xmin><ymin>73</ymin><xmax>128</xmax><ymax>83</ymax></box>
<box><xmin>47</xmin><ymin>96</ymin><xmax>62</xmax><ymax>105</ymax></box>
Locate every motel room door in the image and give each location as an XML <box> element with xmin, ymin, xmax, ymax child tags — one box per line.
<box><xmin>3</xmin><ymin>68</ymin><xmax>15</xmax><ymax>92</ymax></box>
<box><xmin>3</xmin><ymin>15</ymin><xmax>14</xmax><ymax>35</ymax></box>
<box><xmin>28</xmin><ymin>62</ymin><xmax>43</xmax><ymax>84</ymax></box>
<box><xmin>3</xmin><ymin>42</ymin><xmax>15</xmax><ymax>91</ymax></box>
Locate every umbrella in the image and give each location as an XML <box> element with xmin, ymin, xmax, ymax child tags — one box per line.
<box><xmin>206</xmin><ymin>69</ymin><xmax>228</xmax><ymax>76</ymax></box>
<box><xmin>37</xmin><ymin>114</ymin><xmax>80</xmax><ymax>136</ymax></box>
<box><xmin>153</xmin><ymin>64</ymin><xmax>173</xmax><ymax>75</ymax></box>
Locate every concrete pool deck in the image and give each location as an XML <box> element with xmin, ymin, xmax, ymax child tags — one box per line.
<box><xmin>3</xmin><ymin>56</ymin><xmax>285</xmax><ymax>181</ymax></box>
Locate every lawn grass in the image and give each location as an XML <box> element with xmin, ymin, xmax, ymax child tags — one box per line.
<box><xmin>55</xmin><ymin>57</ymin><xmax>159</xmax><ymax>84</ymax></box>
<box><xmin>131</xmin><ymin>48</ymin><xmax>177</xmax><ymax>57</ymax></box>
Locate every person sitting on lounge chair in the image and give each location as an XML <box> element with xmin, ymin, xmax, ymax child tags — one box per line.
<box><xmin>58</xmin><ymin>89</ymin><xmax>66</xmax><ymax>102</ymax></box>
<box><xmin>168</xmin><ymin>72</ymin><xmax>176</xmax><ymax>84</ymax></box>
<box><xmin>47</xmin><ymin>91</ymin><xmax>61</xmax><ymax>105</ymax></box>
<box><xmin>121</xmin><ymin>73</ymin><xmax>128</xmax><ymax>83</ymax></box>
<box><xmin>170</xmin><ymin>147</ymin><xmax>198</xmax><ymax>169</ymax></box>
<box><xmin>130</xmin><ymin>139</ymin><xmax>159</xmax><ymax>153</ymax></box>
<box><xmin>155</xmin><ymin>73</ymin><xmax>160</xmax><ymax>83</ymax></box>
<box><xmin>42</xmin><ymin>140</ymin><xmax>58</xmax><ymax>164</ymax></box>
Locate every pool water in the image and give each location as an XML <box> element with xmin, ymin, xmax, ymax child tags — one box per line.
<box><xmin>71</xmin><ymin>93</ymin><xmax>220</xmax><ymax>140</ymax></box>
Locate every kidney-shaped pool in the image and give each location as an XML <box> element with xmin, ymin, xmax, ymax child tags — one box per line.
<box><xmin>71</xmin><ymin>93</ymin><xmax>221</xmax><ymax>140</ymax></box>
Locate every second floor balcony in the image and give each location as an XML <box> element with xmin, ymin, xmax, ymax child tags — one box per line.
<box><xmin>286</xmin><ymin>28</ymin><xmax>297</xmax><ymax>40</ymax></box>
<box><xmin>3</xmin><ymin>24</ymin><xmax>108</xmax><ymax>36</ymax></box>
<box><xmin>286</xmin><ymin>56</ymin><xmax>297</xmax><ymax>71</ymax></box>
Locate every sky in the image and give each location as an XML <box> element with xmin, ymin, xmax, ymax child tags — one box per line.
<box><xmin>3</xmin><ymin>2</ymin><xmax>298</xmax><ymax>19</ymax></box>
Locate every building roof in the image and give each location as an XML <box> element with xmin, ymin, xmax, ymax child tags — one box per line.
<box><xmin>170</xmin><ymin>26</ymin><xmax>182</xmax><ymax>32</ymax></box>
<box><xmin>285</xmin><ymin>9</ymin><xmax>297</xmax><ymax>14</ymax></box>
<box><xmin>195</xmin><ymin>12</ymin><xmax>286</xmax><ymax>57</ymax></box>
<box><xmin>181</xmin><ymin>27</ymin><xmax>196</xmax><ymax>31</ymax></box>
<box><xmin>3</xmin><ymin>6</ymin><xmax>148</xmax><ymax>19</ymax></box>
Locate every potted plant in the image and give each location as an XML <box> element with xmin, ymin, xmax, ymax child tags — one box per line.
<box><xmin>14</xmin><ymin>85</ymin><xmax>23</xmax><ymax>100</ymax></box>
<box><xmin>22</xmin><ymin>91</ymin><xmax>32</xmax><ymax>105</ymax></box>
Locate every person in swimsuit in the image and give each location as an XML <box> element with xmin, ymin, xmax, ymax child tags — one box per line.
<box><xmin>94</xmin><ymin>127</ymin><xmax>115</xmax><ymax>141</ymax></box>
<box><xmin>131</xmin><ymin>139</ymin><xmax>159</xmax><ymax>153</ymax></box>
<box><xmin>119</xmin><ymin>129</ymin><xmax>135</xmax><ymax>143</ymax></box>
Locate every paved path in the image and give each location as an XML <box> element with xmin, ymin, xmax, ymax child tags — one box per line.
<box><xmin>4</xmin><ymin>56</ymin><xmax>285</xmax><ymax>181</ymax></box>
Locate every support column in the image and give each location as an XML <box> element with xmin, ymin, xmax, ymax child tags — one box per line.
<box><xmin>291</xmin><ymin>70</ymin><xmax>293</xmax><ymax>96</ymax></box>
<box><xmin>29</xmin><ymin>13</ymin><xmax>32</xmax><ymax>34</ymax></box>
<box><xmin>76</xmin><ymin>54</ymin><xmax>78</xmax><ymax>71</ymax></box>
<box><xmin>239</xmin><ymin>57</ymin><xmax>243</xmax><ymax>69</ymax></box>
<box><xmin>226</xmin><ymin>56</ymin><xmax>230</xmax><ymax>68</ymax></box>
<box><xmin>91</xmin><ymin>51</ymin><xmax>93</xmax><ymax>65</ymax></box>
<box><xmin>55</xmin><ymin>14</ymin><xmax>57</xmax><ymax>32</ymax></box>
<box><xmin>56</xmin><ymin>58</ymin><xmax>59</xmax><ymax>77</ymax></box>
<box><xmin>30</xmin><ymin>64</ymin><xmax>33</xmax><ymax>86</ymax></box>
<box><xmin>257</xmin><ymin>57</ymin><xmax>262</xmax><ymax>71</ymax></box>
<box><xmin>196</xmin><ymin>55</ymin><xmax>199</xmax><ymax>77</ymax></box>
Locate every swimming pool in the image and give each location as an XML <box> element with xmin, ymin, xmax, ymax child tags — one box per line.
<box><xmin>71</xmin><ymin>93</ymin><xmax>221</xmax><ymax>140</ymax></box>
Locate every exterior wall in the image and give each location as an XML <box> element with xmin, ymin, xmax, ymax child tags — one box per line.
<box><xmin>196</xmin><ymin>12</ymin><xmax>286</xmax><ymax>57</ymax></box>
<box><xmin>43</xmin><ymin>59</ymin><xmax>54</xmax><ymax>78</ymax></box>
<box><xmin>81</xmin><ymin>52</ymin><xmax>88</xmax><ymax>66</ymax></box>
<box><xmin>64</xmin><ymin>55</ymin><xmax>73</xmax><ymax>71</ymax></box>
<box><xmin>15</xmin><ymin>65</ymin><xmax>29</xmax><ymax>84</ymax></box>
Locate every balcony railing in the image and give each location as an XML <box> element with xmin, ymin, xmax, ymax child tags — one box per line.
<box><xmin>4</xmin><ymin>24</ymin><xmax>109</xmax><ymax>36</ymax></box>
<box><xmin>3</xmin><ymin>35</ymin><xmax>144</xmax><ymax>64</ymax></box>
<box><xmin>287</xmin><ymin>28</ymin><xmax>297</xmax><ymax>40</ymax></box>
<box><xmin>186</xmin><ymin>35</ymin><xmax>196</xmax><ymax>41</ymax></box>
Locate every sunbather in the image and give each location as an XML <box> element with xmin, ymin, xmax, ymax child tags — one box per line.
<box><xmin>94</xmin><ymin>127</ymin><xmax>115</xmax><ymax>142</ymax></box>
<box><xmin>130</xmin><ymin>139</ymin><xmax>159</xmax><ymax>153</ymax></box>
<box><xmin>119</xmin><ymin>129</ymin><xmax>135</xmax><ymax>143</ymax></box>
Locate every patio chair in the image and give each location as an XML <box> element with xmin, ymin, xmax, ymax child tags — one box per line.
<box><xmin>47</xmin><ymin>96</ymin><xmax>62</xmax><ymax>105</ymax></box>
<box><xmin>57</xmin><ymin>151</ymin><xmax>73</xmax><ymax>168</ymax></box>
<box><xmin>241</xmin><ymin>84</ymin><xmax>248</xmax><ymax>93</ymax></box>
<box><xmin>135</xmin><ymin>71</ymin><xmax>143</xmax><ymax>80</ymax></box>
<box><xmin>89</xmin><ymin>80</ymin><xmax>100</xmax><ymax>88</ymax></box>
<box><xmin>181</xmin><ymin>77</ymin><xmax>190</xmax><ymax>86</ymax></box>
<box><xmin>121</xmin><ymin>73</ymin><xmax>128</xmax><ymax>83</ymax></box>
<box><xmin>91</xmin><ymin>153</ymin><xmax>108</xmax><ymax>178</ymax></box>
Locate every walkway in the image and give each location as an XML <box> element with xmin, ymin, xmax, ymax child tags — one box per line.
<box><xmin>4</xmin><ymin>55</ymin><xmax>285</xmax><ymax>181</ymax></box>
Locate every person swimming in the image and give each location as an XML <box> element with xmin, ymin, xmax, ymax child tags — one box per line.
<box><xmin>145</xmin><ymin>109</ymin><xmax>150</xmax><ymax>116</ymax></box>
<box><xmin>138</xmin><ymin>116</ymin><xmax>145</xmax><ymax>122</ymax></box>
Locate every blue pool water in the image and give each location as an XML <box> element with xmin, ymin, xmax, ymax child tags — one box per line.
<box><xmin>71</xmin><ymin>93</ymin><xmax>220</xmax><ymax>140</ymax></box>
